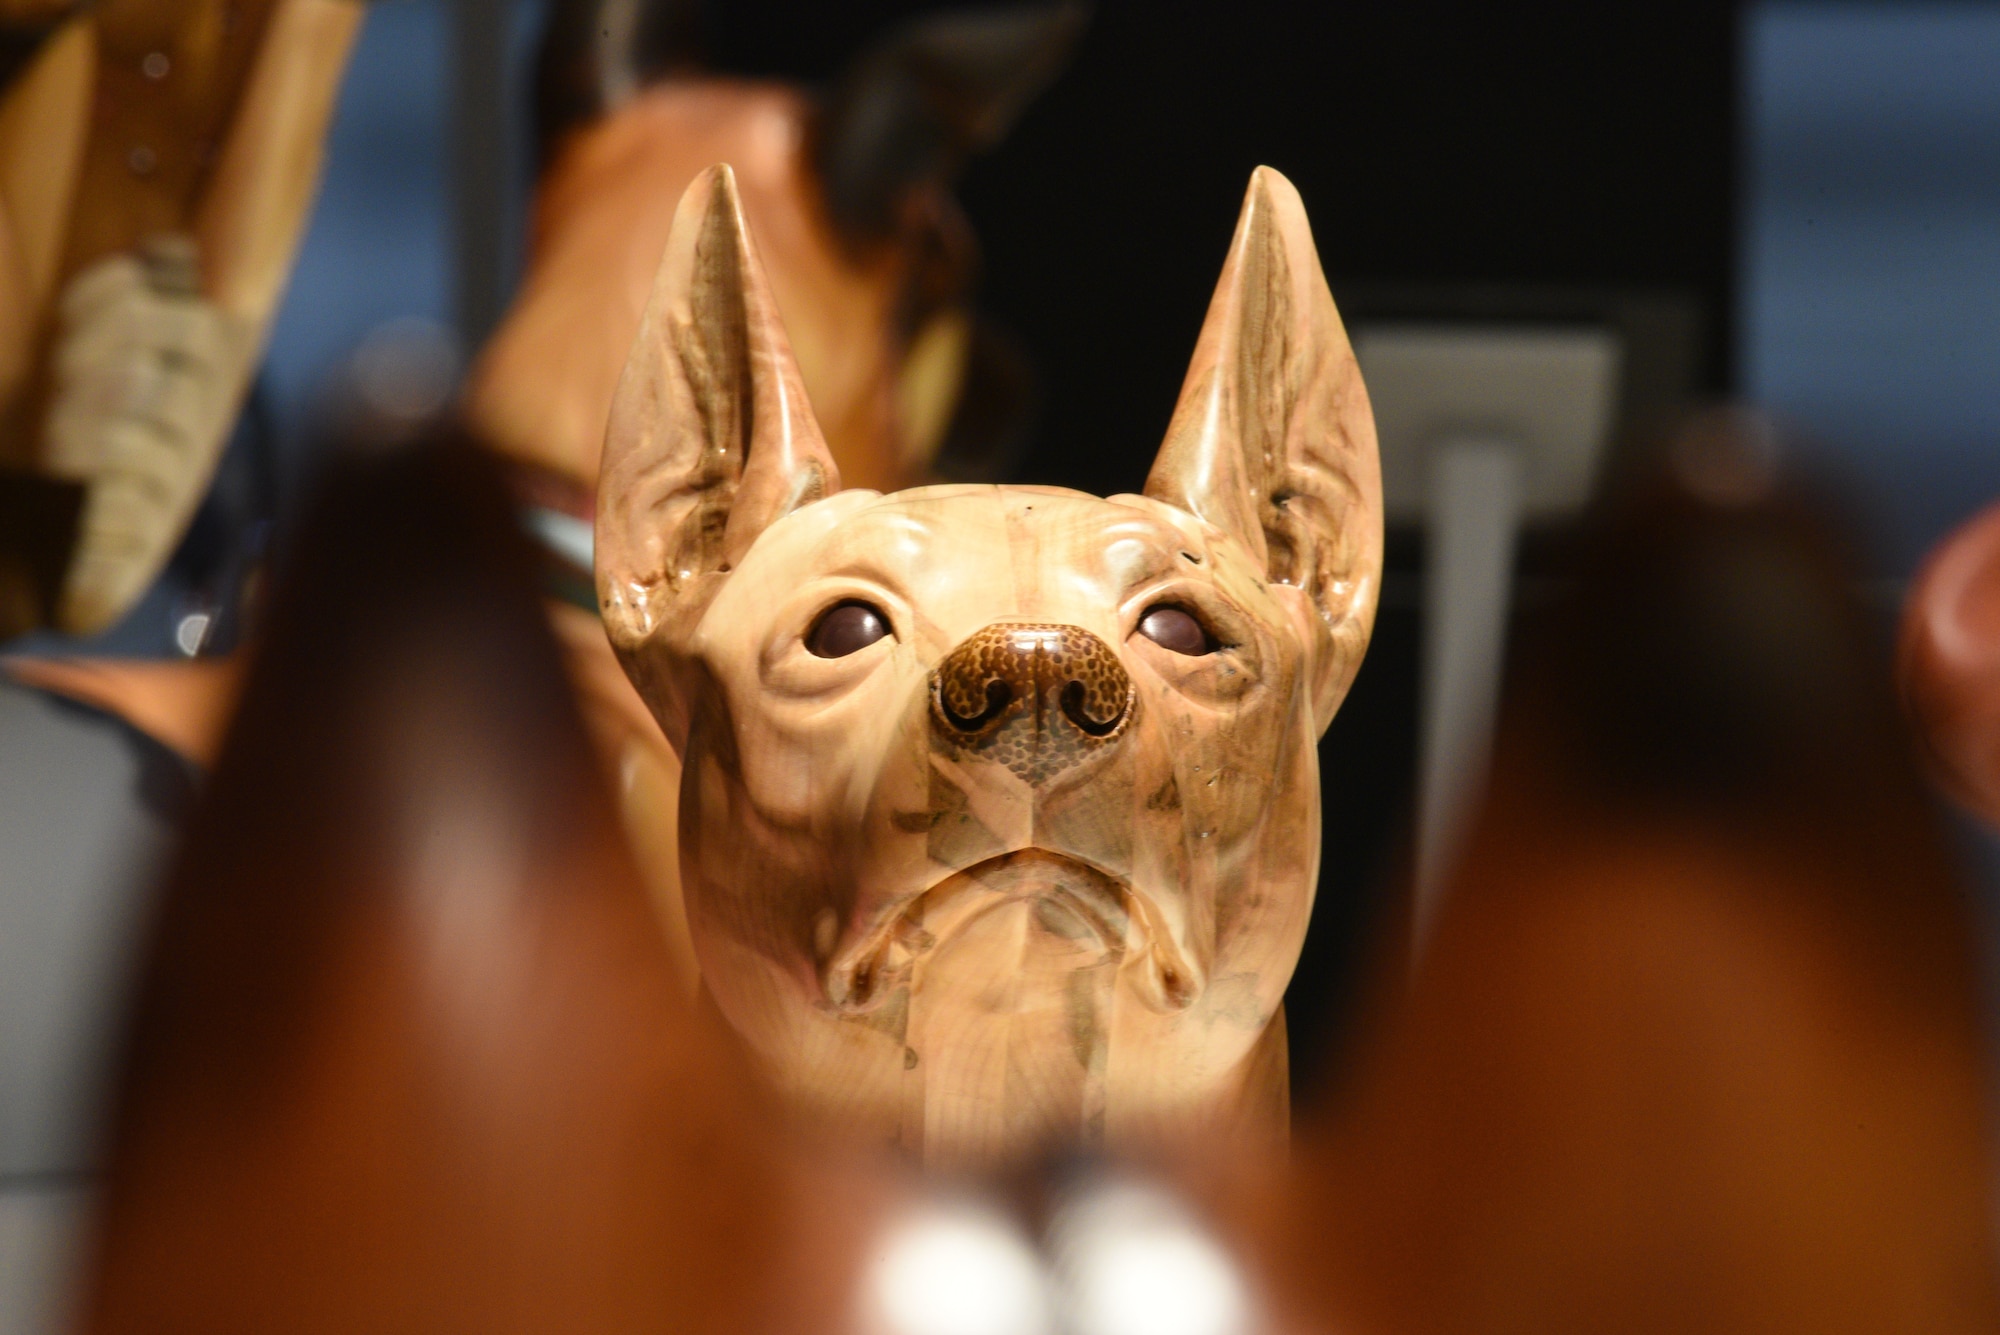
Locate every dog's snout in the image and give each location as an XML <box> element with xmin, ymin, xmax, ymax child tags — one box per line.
<box><xmin>931</xmin><ymin>623</ymin><xmax>1135</xmax><ymax>782</ymax></box>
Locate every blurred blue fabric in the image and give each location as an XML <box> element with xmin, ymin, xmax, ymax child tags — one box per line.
<box><xmin>261</xmin><ymin>0</ymin><xmax>454</xmax><ymax>478</ymax></box>
<box><xmin>1743</xmin><ymin>3</ymin><xmax>2000</xmax><ymax>576</ymax></box>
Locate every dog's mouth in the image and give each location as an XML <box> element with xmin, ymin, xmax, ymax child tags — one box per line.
<box><xmin>823</xmin><ymin>850</ymin><xmax>1201</xmax><ymax>1015</ymax></box>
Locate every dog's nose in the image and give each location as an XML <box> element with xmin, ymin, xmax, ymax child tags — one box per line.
<box><xmin>931</xmin><ymin>622</ymin><xmax>1135</xmax><ymax>783</ymax></box>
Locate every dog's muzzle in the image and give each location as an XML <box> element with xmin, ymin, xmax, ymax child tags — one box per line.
<box><xmin>930</xmin><ymin>622</ymin><xmax>1135</xmax><ymax>784</ymax></box>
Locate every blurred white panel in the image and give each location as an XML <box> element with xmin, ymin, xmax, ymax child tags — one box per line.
<box><xmin>0</xmin><ymin>1187</ymin><xmax>89</xmax><ymax>1335</ymax></box>
<box><xmin>1414</xmin><ymin>441</ymin><xmax>1523</xmax><ymax>948</ymax></box>
<box><xmin>1356</xmin><ymin>325</ymin><xmax>1621</xmax><ymax>524</ymax></box>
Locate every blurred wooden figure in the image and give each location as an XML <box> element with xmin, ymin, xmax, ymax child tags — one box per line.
<box><xmin>468</xmin><ymin>1</ymin><xmax>1084</xmax><ymax>498</ymax></box>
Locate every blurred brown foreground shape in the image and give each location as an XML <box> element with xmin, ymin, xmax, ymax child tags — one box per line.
<box><xmin>1244</xmin><ymin>423</ymin><xmax>2000</xmax><ymax>1335</ymax></box>
<box><xmin>57</xmin><ymin>406</ymin><xmax>2000</xmax><ymax>1334</ymax></box>
<box><xmin>68</xmin><ymin>438</ymin><xmax>870</xmax><ymax>1333</ymax></box>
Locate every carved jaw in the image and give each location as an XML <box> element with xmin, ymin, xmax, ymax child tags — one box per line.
<box><xmin>822</xmin><ymin>848</ymin><xmax>1205</xmax><ymax>1016</ymax></box>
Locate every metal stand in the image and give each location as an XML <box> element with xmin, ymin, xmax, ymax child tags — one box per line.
<box><xmin>1413</xmin><ymin>438</ymin><xmax>1522</xmax><ymax>954</ymax></box>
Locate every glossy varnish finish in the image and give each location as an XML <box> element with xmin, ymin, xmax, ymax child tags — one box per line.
<box><xmin>597</xmin><ymin>162</ymin><xmax>1382</xmax><ymax>1165</ymax></box>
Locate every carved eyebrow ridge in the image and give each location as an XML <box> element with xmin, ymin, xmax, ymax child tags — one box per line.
<box><xmin>813</xmin><ymin>510</ymin><xmax>941</xmax><ymax>571</ymax></box>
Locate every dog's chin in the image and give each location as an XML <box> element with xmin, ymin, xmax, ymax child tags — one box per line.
<box><xmin>824</xmin><ymin>849</ymin><xmax>1201</xmax><ymax>1015</ymax></box>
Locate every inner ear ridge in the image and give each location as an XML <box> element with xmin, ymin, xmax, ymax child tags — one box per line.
<box><xmin>1237</xmin><ymin>197</ymin><xmax>1299</xmax><ymax>550</ymax></box>
<box><xmin>686</xmin><ymin>180</ymin><xmax>753</xmax><ymax>476</ymax></box>
<box><xmin>1240</xmin><ymin>196</ymin><xmax>1288</xmax><ymax>505</ymax></box>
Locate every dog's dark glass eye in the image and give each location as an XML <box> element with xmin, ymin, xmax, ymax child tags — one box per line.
<box><xmin>807</xmin><ymin>601</ymin><xmax>890</xmax><ymax>658</ymax></box>
<box><xmin>1137</xmin><ymin>604</ymin><xmax>1216</xmax><ymax>656</ymax></box>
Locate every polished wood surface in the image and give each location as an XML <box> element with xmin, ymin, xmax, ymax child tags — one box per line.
<box><xmin>194</xmin><ymin>0</ymin><xmax>362</xmax><ymax>331</ymax></box>
<box><xmin>597</xmin><ymin>163</ymin><xmax>1381</xmax><ymax>1166</ymax></box>
<box><xmin>546</xmin><ymin>598</ymin><xmax>702</xmax><ymax>994</ymax></box>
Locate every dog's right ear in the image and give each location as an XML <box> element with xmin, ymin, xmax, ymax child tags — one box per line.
<box><xmin>1143</xmin><ymin>167</ymin><xmax>1382</xmax><ymax>735</ymax></box>
<box><xmin>596</xmin><ymin>164</ymin><xmax>841</xmax><ymax>742</ymax></box>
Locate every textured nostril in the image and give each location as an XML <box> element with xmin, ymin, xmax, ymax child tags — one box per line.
<box><xmin>942</xmin><ymin>678</ymin><xmax>1012</xmax><ymax>732</ymax></box>
<box><xmin>1060</xmin><ymin>678</ymin><xmax>1126</xmax><ymax>736</ymax></box>
<box><xmin>930</xmin><ymin>622</ymin><xmax>1136</xmax><ymax>775</ymax></box>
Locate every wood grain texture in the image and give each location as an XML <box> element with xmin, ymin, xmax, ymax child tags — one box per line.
<box><xmin>1146</xmin><ymin>166</ymin><xmax>1383</xmax><ymax>733</ymax></box>
<box><xmin>599</xmin><ymin>164</ymin><xmax>1382</xmax><ymax>1167</ymax></box>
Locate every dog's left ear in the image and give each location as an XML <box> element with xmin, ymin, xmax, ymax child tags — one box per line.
<box><xmin>1144</xmin><ymin>166</ymin><xmax>1383</xmax><ymax>732</ymax></box>
<box><xmin>597</xmin><ymin>164</ymin><xmax>841</xmax><ymax>742</ymax></box>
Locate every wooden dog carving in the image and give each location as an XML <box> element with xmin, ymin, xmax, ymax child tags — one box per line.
<box><xmin>597</xmin><ymin>163</ymin><xmax>1382</xmax><ymax>1166</ymax></box>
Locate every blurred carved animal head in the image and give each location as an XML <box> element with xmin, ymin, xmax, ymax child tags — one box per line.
<box><xmin>596</xmin><ymin>163</ymin><xmax>1381</xmax><ymax>1166</ymax></box>
<box><xmin>467</xmin><ymin>4</ymin><xmax>1084</xmax><ymax>497</ymax></box>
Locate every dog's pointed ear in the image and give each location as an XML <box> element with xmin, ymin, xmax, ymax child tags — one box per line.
<box><xmin>1144</xmin><ymin>166</ymin><xmax>1383</xmax><ymax>732</ymax></box>
<box><xmin>596</xmin><ymin>164</ymin><xmax>840</xmax><ymax>714</ymax></box>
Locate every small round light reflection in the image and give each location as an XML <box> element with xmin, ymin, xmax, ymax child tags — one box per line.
<box><xmin>861</xmin><ymin>1197</ymin><xmax>1053</xmax><ymax>1335</ymax></box>
<box><xmin>1050</xmin><ymin>1178</ymin><xmax>1253</xmax><ymax>1335</ymax></box>
<box><xmin>1668</xmin><ymin>407</ymin><xmax>1783</xmax><ymax>509</ymax></box>
<box><xmin>1008</xmin><ymin>627</ymin><xmax>1061</xmax><ymax>654</ymax></box>
<box><xmin>350</xmin><ymin>317</ymin><xmax>461</xmax><ymax>426</ymax></box>
<box><xmin>173</xmin><ymin>610</ymin><xmax>211</xmax><ymax>657</ymax></box>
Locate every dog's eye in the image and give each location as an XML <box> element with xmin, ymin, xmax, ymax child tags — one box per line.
<box><xmin>1136</xmin><ymin>604</ymin><xmax>1216</xmax><ymax>656</ymax></box>
<box><xmin>807</xmin><ymin>601</ymin><xmax>891</xmax><ymax>658</ymax></box>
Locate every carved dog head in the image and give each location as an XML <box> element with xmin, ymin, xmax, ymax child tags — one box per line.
<box><xmin>597</xmin><ymin>164</ymin><xmax>1381</xmax><ymax>1166</ymax></box>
